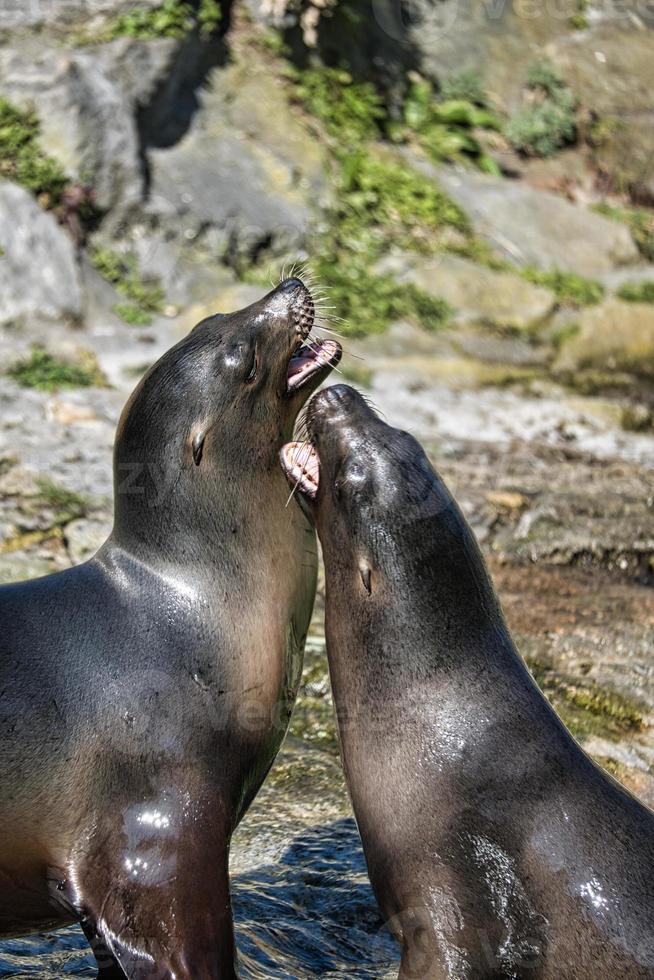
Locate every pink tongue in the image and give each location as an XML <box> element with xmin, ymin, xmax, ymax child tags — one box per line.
<box><xmin>287</xmin><ymin>348</ymin><xmax>318</xmax><ymax>382</ymax></box>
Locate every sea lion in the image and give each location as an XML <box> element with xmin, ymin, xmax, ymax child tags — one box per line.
<box><xmin>0</xmin><ymin>277</ymin><xmax>341</xmax><ymax>979</ymax></box>
<box><xmin>280</xmin><ymin>384</ymin><xmax>654</xmax><ymax>980</ymax></box>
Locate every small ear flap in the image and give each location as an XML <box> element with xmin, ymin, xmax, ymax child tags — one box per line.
<box><xmin>192</xmin><ymin>431</ymin><xmax>206</xmax><ymax>466</ymax></box>
<box><xmin>359</xmin><ymin>564</ymin><xmax>372</xmax><ymax>595</ymax></box>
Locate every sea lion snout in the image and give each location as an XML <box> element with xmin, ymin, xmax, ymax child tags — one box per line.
<box><xmin>260</xmin><ymin>276</ymin><xmax>315</xmax><ymax>340</ymax></box>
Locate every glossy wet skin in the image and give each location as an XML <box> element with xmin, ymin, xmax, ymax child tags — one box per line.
<box><xmin>0</xmin><ymin>279</ymin><xmax>340</xmax><ymax>979</ymax></box>
<box><xmin>282</xmin><ymin>385</ymin><xmax>654</xmax><ymax>980</ymax></box>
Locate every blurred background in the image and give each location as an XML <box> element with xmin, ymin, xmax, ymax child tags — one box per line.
<box><xmin>0</xmin><ymin>0</ymin><xmax>653</xmax><ymax>975</ymax></box>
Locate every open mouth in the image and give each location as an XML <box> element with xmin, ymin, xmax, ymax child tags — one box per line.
<box><xmin>280</xmin><ymin>441</ymin><xmax>320</xmax><ymax>498</ymax></box>
<box><xmin>287</xmin><ymin>339</ymin><xmax>342</xmax><ymax>393</ymax></box>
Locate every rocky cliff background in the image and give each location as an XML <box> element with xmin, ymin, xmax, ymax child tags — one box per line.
<box><xmin>1</xmin><ymin>1</ymin><xmax>654</xmax><ymax>971</ymax></box>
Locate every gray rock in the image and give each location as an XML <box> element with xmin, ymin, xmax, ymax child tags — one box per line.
<box><xmin>148</xmin><ymin>56</ymin><xmax>331</xmax><ymax>262</ymax></box>
<box><xmin>0</xmin><ymin>41</ymin><xmax>144</xmax><ymax>224</ymax></box>
<box><xmin>0</xmin><ymin>181</ymin><xmax>82</xmax><ymax>324</ymax></box>
<box><xmin>0</xmin><ymin>0</ymin><xmax>160</xmax><ymax>32</ymax></box>
<box><xmin>377</xmin><ymin>252</ymin><xmax>556</xmax><ymax>330</ymax></box>
<box><xmin>65</xmin><ymin>516</ymin><xmax>111</xmax><ymax>564</ymax></box>
<box><xmin>424</xmin><ymin>164</ymin><xmax>639</xmax><ymax>278</ymax></box>
<box><xmin>555</xmin><ymin>299</ymin><xmax>654</xmax><ymax>379</ymax></box>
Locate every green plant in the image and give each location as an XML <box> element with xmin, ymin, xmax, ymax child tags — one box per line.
<box><xmin>311</xmin><ymin>259</ymin><xmax>451</xmax><ymax>337</ymax></box>
<box><xmin>595</xmin><ymin>203</ymin><xmax>654</xmax><ymax>262</ymax></box>
<box><xmin>339</xmin><ymin>149</ymin><xmax>470</xmax><ymax>245</ymax></box>
<box><xmin>305</xmin><ymin>147</ymin><xmax>464</xmax><ymax>334</ymax></box>
<box><xmin>522</xmin><ymin>267</ymin><xmax>604</xmax><ymax>306</ymax></box>
<box><xmin>507</xmin><ymin>63</ymin><xmax>577</xmax><ymax>158</ymax></box>
<box><xmin>8</xmin><ymin>349</ymin><xmax>103</xmax><ymax>391</ymax></box>
<box><xmin>91</xmin><ymin>247</ymin><xmax>164</xmax><ymax>325</ymax></box>
<box><xmin>113</xmin><ymin>303</ymin><xmax>155</xmax><ymax>326</ymax></box>
<box><xmin>289</xmin><ymin>66</ymin><xmax>385</xmax><ymax>147</ymax></box>
<box><xmin>284</xmin><ymin>65</ymin><xmax>470</xmax><ymax>335</ymax></box>
<box><xmin>0</xmin><ymin>97</ymin><xmax>68</xmax><ymax>204</ymax></box>
<box><xmin>105</xmin><ymin>0</ymin><xmax>221</xmax><ymax>40</ymax></box>
<box><xmin>616</xmin><ymin>281</ymin><xmax>654</xmax><ymax>304</ymax></box>
<box><xmin>396</xmin><ymin>76</ymin><xmax>502</xmax><ymax>175</ymax></box>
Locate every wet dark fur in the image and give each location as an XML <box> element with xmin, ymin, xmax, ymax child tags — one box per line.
<box><xmin>0</xmin><ymin>280</ymin><xmax>337</xmax><ymax>978</ymax></box>
<box><xmin>303</xmin><ymin>384</ymin><xmax>654</xmax><ymax>980</ymax></box>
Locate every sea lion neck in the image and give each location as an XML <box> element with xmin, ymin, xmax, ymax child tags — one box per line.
<box><xmin>110</xmin><ymin>461</ymin><xmax>294</xmax><ymax>575</ymax></box>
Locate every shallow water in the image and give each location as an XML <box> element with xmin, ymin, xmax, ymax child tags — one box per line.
<box><xmin>0</xmin><ymin>638</ymin><xmax>400</xmax><ymax>979</ymax></box>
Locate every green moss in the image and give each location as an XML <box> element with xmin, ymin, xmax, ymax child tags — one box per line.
<box><xmin>528</xmin><ymin>659</ymin><xmax>645</xmax><ymax>742</ymax></box>
<box><xmin>507</xmin><ymin>63</ymin><xmax>577</xmax><ymax>159</ymax></box>
<box><xmin>35</xmin><ymin>479</ymin><xmax>90</xmax><ymax>525</ymax></box>
<box><xmin>8</xmin><ymin>349</ymin><xmax>104</xmax><ymax>391</ymax></box>
<box><xmin>104</xmin><ymin>0</ymin><xmax>221</xmax><ymax>40</ymax></box>
<box><xmin>113</xmin><ymin>303</ymin><xmax>154</xmax><ymax>326</ymax></box>
<box><xmin>91</xmin><ymin>247</ymin><xmax>164</xmax><ymax>323</ymax></box>
<box><xmin>521</xmin><ymin>267</ymin><xmax>604</xmax><ymax>306</ymax></box>
<box><xmin>0</xmin><ymin>97</ymin><xmax>68</xmax><ymax>205</ymax></box>
<box><xmin>594</xmin><ymin>203</ymin><xmax>654</xmax><ymax>262</ymax></box>
<box><xmin>616</xmin><ymin>281</ymin><xmax>654</xmax><ymax>304</ymax></box>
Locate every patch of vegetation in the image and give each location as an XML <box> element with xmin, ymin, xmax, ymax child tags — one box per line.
<box><xmin>104</xmin><ymin>0</ymin><xmax>221</xmax><ymax>40</ymax></box>
<box><xmin>7</xmin><ymin>349</ymin><xmax>104</xmax><ymax>391</ymax></box>
<box><xmin>312</xmin><ymin>261</ymin><xmax>451</xmax><ymax>337</ymax></box>
<box><xmin>440</xmin><ymin>70</ymin><xmax>489</xmax><ymax>107</ymax></box>
<box><xmin>507</xmin><ymin>63</ymin><xmax>577</xmax><ymax>158</ymax></box>
<box><xmin>337</xmin><ymin>148</ymin><xmax>470</xmax><ymax>247</ymax></box>
<box><xmin>113</xmin><ymin>303</ymin><xmax>154</xmax><ymax>326</ymax></box>
<box><xmin>289</xmin><ymin>66</ymin><xmax>385</xmax><ymax>147</ymax></box>
<box><xmin>393</xmin><ymin>74</ymin><xmax>502</xmax><ymax>175</ymax></box>
<box><xmin>90</xmin><ymin>247</ymin><xmax>164</xmax><ymax>325</ymax></box>
<box><xmin>0</xmin><ymin>97</ymin><xmax>67</xmax><ymax>206</ymax></box>
<box><xmin>617</xmin><ymin>281</ymin><xmax>654</xmax><ymax>304</ymax></box>
<box><xmin>549</xmin><ymin>320</ymin><xmax>580</xmax><ymax>350</ymax></box>
<box><xmin>570</xmin><ymin>0</ymin><xmax>589</xmax><ymax>29</ymax></box>
<box><xmin>594</xmin><ymin>203</ymin><xmax>654</xmax><ymax>262</ymax></box>
<box><xmin>35</xmin><ymin>479</ymin><xmax>89</xmax><ymax>525</ymax></box>
<box><xmin>521</xmin><ymin>267</ymin><xmax>604</xmax><ymax>306</ymax></box>
<box><xmin>528</xmin><ymin>659</ymin><xmax>645</xmax><ymax>742</ymax></box>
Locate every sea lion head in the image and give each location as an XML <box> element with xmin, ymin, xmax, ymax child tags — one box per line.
<box><xmin>280</xmin><ymin>383</ymin><xmax>456</xmax><ymax>598</ymax></box>
<box><xmin>113</xmin><ymin>277</ymin><xmax>341</xmax><ymax>554</ymax></box>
